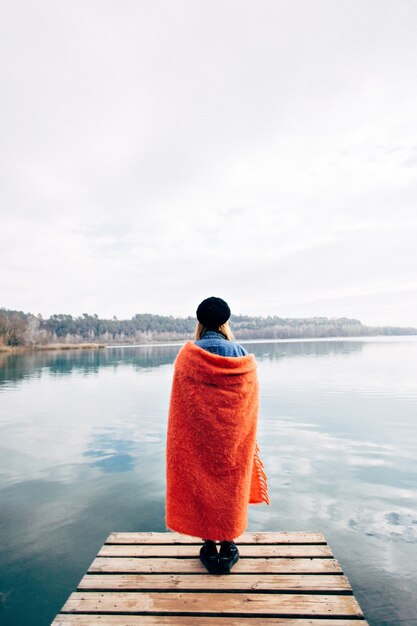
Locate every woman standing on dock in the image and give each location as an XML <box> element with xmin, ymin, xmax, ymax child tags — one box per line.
<box><xmin>166</xmin><ymin>296</ymin><xmax>269</xmax><ymax>574</ymax></box>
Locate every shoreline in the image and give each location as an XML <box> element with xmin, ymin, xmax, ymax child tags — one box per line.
<box><xmin>0</xmin><ymin>343</ymin><xmax>106</xmax><ymax>353</ymax></box>
<box><xmin>106</xmin><ymin>334</ymin><xmax>417</xmax><ymax>348</ymax></box>
<box><xmin>2</xmin><ymin>333</ymin><xmax>417</xmax><ymax>354</ymax></box>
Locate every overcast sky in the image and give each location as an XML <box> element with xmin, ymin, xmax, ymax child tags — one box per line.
<box><xmin>1</xmin><ymin>1</ymin><xmax>417</xmax><ymax>326</ymax></box>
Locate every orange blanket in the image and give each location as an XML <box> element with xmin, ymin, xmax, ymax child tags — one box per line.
<box><xmin>166</xmin><ymin>341</ymin><xmax>269</xmax><ymax>540</ymax></box>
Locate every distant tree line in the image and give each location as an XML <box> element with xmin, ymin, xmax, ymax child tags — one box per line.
<box><xmin>1</xmin><ymin>307</ymin><xmax>416</xmax><ymax>347</ymax></box>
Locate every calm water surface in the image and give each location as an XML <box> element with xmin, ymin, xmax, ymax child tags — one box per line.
<box><xmin>0</xmin><ymin>337</ymin><xmax>416</xmax><ymax>625</ymax></box>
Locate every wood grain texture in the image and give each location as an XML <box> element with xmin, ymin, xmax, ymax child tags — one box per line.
<box><xmin>98</xmin><ymin>545</ymin><xmax>333</xmax><ymax>558</ymax></box>
<box><xmin>106</xmin><ymin>532</ymin><xmax>326</xmax><ymax>545</ymax></box>
<box><xmin>53</xmin><ymin>616</ymin><xmax>367</xmax><ymax>626</ymax></box>
<box><xmin>62</xmin><ymin>591</ymin><xmax>363</xmax><ymax>616</ymax></box>
<box><xmin>88</xmin><ymin>557</ymin><xmax>343</xmax><ymax>574</ymax></box>
<box><xmin>78</xmin><ymin>573</ymin><xmax>351</xmax><ymax>592</ymax></box>
<box><xmin>51</xmin><ymin>531</ymin><xmax>367</xmax><ymax>626</ymax></box>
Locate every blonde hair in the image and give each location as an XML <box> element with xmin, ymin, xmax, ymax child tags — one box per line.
<box><xmin>195</xmin><ymin>320</ymin><xmax>235</xmax><ymax>341</ymax></box>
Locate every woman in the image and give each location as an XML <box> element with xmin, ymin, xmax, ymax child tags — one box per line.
<box><xmin>166</xmin><ymin>296</ymin><xmax>269</xmax><ymax>574</ymax></box>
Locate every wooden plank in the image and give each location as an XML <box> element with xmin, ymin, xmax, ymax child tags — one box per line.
<box><xmin>89</xmin><ymin>557</ymin><xmax>343</xmax><ymax>574</ymax></box>
<box><xmin>78</xmin><ymin>573</ymin><xmax>351</xmax><ymax>592</ymax></box>
<box><xmin>106</xmin><ymin>532</ymin><xmax>326</xmax><ymax>545</ymax></box>
<box><xmin>98</xmin><ymin>545</ymin><xmax>332</xmax><ymax>558</ymax></box>
<box><xmin>53</xmin><ymin>615</ymin><xmax>368</xmax><ymax>626</ymax></box>
<box><xmin>62</xmin><ymin>591</ymin><xmax>363</xmax><ymax>617</ymax></box>
<box><xmin>52</xmin><ymin>531</ymin><xmax>368</xmax><ymax>626</ymax></box>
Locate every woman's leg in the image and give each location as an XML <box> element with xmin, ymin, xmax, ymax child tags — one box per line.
<box><xmin>218</xmin><ymin>539</ymin><xmax>239</xmax><ymax>573</ymax></box>
<box><xmin>202</xmin><ymin>539</ymin><xmax>217</xmax><ymax>555</ymax></box>
<box><xmin>199</xmin><ymin>539</ymin><xmax>218</xmax><ymax>574</ymax></box>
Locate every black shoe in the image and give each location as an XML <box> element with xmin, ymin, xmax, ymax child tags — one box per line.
<box><xmin>218</xmin><ymin>541</ymin><xmax>239</xmax><ymax>574</ymax></box>
<box><xmin>199</xmin><ymin>540</ymin><xmax>218</xmax><ymax>574</ymax></box>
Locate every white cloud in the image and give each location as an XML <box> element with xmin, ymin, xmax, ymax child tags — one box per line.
<box><xmin>1</xmin><ymin>1</ymin><xmax>417</xmax><ymax>325</ymax></box>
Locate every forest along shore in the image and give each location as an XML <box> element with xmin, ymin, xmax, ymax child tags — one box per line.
<box><xmin>1</xmin><ymin>308</ymin><xmax>417</xmax><ymax>351</ymax></box>
<box><xmin>0</xmin><ymin>343</ymin><xmax>106</xmax><ymax>353</ymax></box>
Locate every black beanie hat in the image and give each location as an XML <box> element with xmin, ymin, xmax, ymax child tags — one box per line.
<box><xmin>196</xmin><ymin>296</ymin><xmax>231</xmax><ymax>329</ymax></box>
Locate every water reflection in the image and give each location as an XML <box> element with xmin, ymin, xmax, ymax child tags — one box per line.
<box><xmin>256</xmin><ymin>417</ymin><xmax>417</xmax><ymax>542</ymax></box>
<box><xmin>0</xmin><ymin>338</ymin><xmax>364</xmax><ymax>396</ymax></box>
<box><xmin>245</xmin><ymin>338</ymin><xmax>365</xmax><ymax>360</ymax></box>
<box><xmin>0</xmin><ymin>338</ymin><xmax>417</xmax><ymax>625</ymax></box>
<box><xmin>84</xmin><ymin>434</ymin><xmax>135</xmax><ymax>473</ymax></box>
<box><xmin>0</xmin><ymin>344</ymin><xmax>182</xmax><ymax>389</ymax></box>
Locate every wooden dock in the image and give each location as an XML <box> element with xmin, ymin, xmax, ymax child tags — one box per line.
<box><xmin>51</xmin><ymin>531</ymin><xmax>368</xmax><ymax>625</ymax></box>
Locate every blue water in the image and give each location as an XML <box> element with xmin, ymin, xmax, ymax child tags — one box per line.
<box><xmin>0</xmin><ymin>337</ymin><xmax>416</xmax><ymax>625</ymax></box>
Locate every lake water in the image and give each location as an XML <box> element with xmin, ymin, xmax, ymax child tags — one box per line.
<box><xmin>0</xmin><ymin>337</ymin><xmax>416</xmax><ymax>626</ymax></box>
